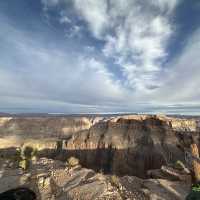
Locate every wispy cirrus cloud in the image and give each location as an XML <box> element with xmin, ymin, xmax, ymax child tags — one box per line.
<box><xmin>0</xmin><ymin>15</ymin><xmax>126</xmax><ymax>113</ymax></box>
<box><xmin>153</xmin><ymin>28</ymin><xmax>200</xmax><ymax>104</ymax></box>
<box><xmin>54</xmin><ymin>0</ymin><xmax>179</xmax><ymax>92</ymax></box>
<box><xmin>74</xmin><ymin>0</ymin><xmax>178</xmax><ymax>91</ymax></box>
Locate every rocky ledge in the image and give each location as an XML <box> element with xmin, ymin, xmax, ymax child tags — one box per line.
<box><xmin>0</xmin><ymin>157</ymin><xmax>190</xmax><ymax>200</ymax></box>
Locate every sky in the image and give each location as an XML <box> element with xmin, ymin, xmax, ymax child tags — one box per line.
<box><xmin>0</xmin><ymin>0</ymin><xmax>200</xmax><ymax>114</ymax></box>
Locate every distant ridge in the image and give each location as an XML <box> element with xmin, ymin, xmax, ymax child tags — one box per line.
<box><xmin>0</xmin><ymin>112</ymin><xmax>138</xmax><ymax>118</ymax></box>
<box><xmin>0</xmin><ymin>112</ymin><xmax>200</xmax><ymax>119</ymax></box>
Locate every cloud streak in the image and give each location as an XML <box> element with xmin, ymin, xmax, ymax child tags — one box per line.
<box><xmin>0</xmin><ymin>15</ymin><xmax>127</xmax><ymax>113</ymax></box>
<box><xmin>153</xmin><ymin>28</ymin><xmax>200</xmax><ymax>104</ymax></box>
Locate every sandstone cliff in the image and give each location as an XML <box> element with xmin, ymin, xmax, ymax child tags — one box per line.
<box><xmin>0</xmin><ymin>115</ymin><xmax>198</xmax><ymax>177</ymax></box>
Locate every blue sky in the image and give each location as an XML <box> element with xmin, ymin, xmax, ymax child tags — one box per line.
<box><xmin>0</xmin><ymin>0</ymin><xmax>200</xmax><ymax>114</ymax></box>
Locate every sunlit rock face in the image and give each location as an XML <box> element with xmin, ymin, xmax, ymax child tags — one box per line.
<box><xmin>64</xmin><ymin>116</ymin><xmax>186</xmax><ymax>177</ymax></box>
<box><xmin>0</xmin><ymin>117</ymin><xmax>96</xmax><ymax>138</ymax></box>
<box><xmin>0</xmin><ymin>115</ymin><xmax>198</xmax><ymax>177</ymax></box>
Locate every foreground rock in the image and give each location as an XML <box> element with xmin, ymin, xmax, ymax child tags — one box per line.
<box><xmin>0</xmin><ymin>158</ymin><xmax>190</xmax><ymax>200</ymax></box>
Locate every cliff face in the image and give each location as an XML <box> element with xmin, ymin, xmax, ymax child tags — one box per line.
<box><xmin>0</xmin><ymin>117</ymin><xmax>97</xmax><ymax>138</ymax></box>
<box><xmin>64</xmin><ymin>116</ymin><xmax>195</xmax><ymax>177</ymax></box>
<box><xmin>0</xmin><ymin>115</ymin><xmax>198</xmax><ymax>177</ymax></box>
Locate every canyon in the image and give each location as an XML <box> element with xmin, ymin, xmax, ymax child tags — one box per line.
<box><xmin>0</xmin><ymin>114</ymin><xmax>199</xmax><ymax>199</ymax></box>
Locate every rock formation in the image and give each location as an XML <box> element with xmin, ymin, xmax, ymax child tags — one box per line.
<box><xmin>0</xmin><ymin>115</ymin><xmax>199</xmax><ymax>177</ymax></box>
<box><xmin>0</xmin><ymin>157</ymin><xmax>190</xmax><ymax>200</ymax></box>
<box><xmin>0</xmin><ymin>114</ymin><xmax>199</xmax><ymax>199</ymax></box>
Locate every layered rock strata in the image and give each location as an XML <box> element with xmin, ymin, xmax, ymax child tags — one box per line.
<box><xmin>0</xmin><ymin>115</ymin><xmax>199</xmax><ymax>177</ymax></box>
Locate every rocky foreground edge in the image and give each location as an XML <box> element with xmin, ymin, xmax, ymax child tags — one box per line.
<box><xmin>0</xmin><ymin>157</ymin><xmax>190</xmax><ymax>200</ymax></box>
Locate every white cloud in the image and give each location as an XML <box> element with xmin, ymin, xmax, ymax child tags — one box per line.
<box><xmin>150</xmin><ymin>0</ymin><xmax>180</xmax><ymax>13</ymax></box>
<box><xmin>59</xmin><ymin>16</ymin><xmax>71</xmax><ymax>24</ymax></box>
<box><xmin>41</xmin><ymin>0</ymin><xmax>59</xmax><ymax>10</ymax></box>
<box><xmin>0</xmin><ymin>18</ymin><xmax>126</xmax><ymax>112</ymax></box>
<box><xmin>64</xmin><ymin>25</ymin><xmax>82</xmax><ymax>38</ymax></box>
<box><xmin>40</xmin><ymin>0</ymin><xmax>179</xmax><ymax>93</ymax></box>
<box><xmin>73</xmin><ymin>0</ymin><xmax>108</xmax><ymax>38</ymax></box>
<box><xmin>59</xmin><ymin>10</ymin><xmax>72</xmax><ymax>24</ymax></box>
<box><xmin>71</xmin><ymin>0</ymin><xmax>178</xmax><ymax>92</ymax></box>
<box><xmin>152</xmin><ymin>28</ymin><xmax>200</xmax><ymax>104</ymax></box>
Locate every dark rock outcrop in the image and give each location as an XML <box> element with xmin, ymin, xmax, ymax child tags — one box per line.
<box><xmin>0</xmin><ymin>188</ymin><xmax>36</xmax><ymax>200</ymax></box>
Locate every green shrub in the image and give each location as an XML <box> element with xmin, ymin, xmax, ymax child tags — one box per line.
<box><xmin>19</xmin><ymin>159</ymin><xmax>30</xmax><ymax>170</ymax></box>
<box><xmin>17</xmin><ymin>146</ymin><xmax>38</xmax><ymax>170</ymax></box>
<box><xmin>110</xmin><ymin>175</ymin><xmax>120</xmax><ymax>188</ymax></box>
<box><xmin>175</xmin><ymin>160</ymin><xmax>184</xmax><ymax>169</ymax></box>
<box><xmin>12</xmin><ymin>148</ymin><xmax>22</xmax><ymax>162</ymax></box>
<box><xmin>186</xmin><ymin>183</ymin><xmax>200</xmax><ymax>200</ymax></box>
<box><xmin>67</xmin><ymin>157</ymin><xmax>79</xmax><ymax>168</ymax></box>
<box><xmin>192</xmin><ymin>183</ymin><xmax>200</xmax><ymax>192</ymax></box>
<box><xmin>22</xmin><ymin>146</ymin><xmax>34</xmax><ymax>159</ymax></box>
<box><xmin>31</xmin><ymin>148</ymin><xmax>38</xmax><ymax>158</ymax></box>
